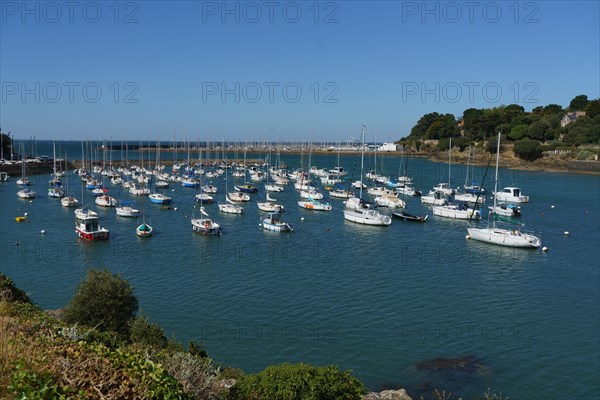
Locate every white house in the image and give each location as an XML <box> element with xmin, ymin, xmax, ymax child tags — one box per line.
<box><xmin>378</xmin><ymin>142</ymin><xmax>397</xmax><ymax>152</ymax></box>
<box><xmin>560</xmin><ymin>111</ymin><xmax>586</xmax><ymax>127</ymax></box>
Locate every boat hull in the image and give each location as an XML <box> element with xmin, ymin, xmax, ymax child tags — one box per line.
<box><xmin>343</xmin><ymin>209</ymin><xmax>392</xmax><ymax>226</ymax></box>
<box><xmin>76</xmin><ymin>227</ymin><xmax>110</xmax><ymax>241</ymax></box>
<box><xmin>467</xmin><ymin>227</ymin><xmax>540</xmax><ymax>248</ymax></box>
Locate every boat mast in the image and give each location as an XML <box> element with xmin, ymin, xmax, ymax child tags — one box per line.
<box><xmin>464</xmin><ymin>145</ymin><xmax>470</xmax><ymax>187</ymax></box>
<box><xmin>492</xmin><ymin>132</ymin><xmax>501</xmax><ymax>227</ymax></box>
<box><xmin>448</xmin><ymin>137</ymin><xmax>452</xmax><ymax>188</ymax></box>
<box><xmin>359</xmin><ymin>124</ymin><xmax>366</xmax><ymax>199</ymax></box>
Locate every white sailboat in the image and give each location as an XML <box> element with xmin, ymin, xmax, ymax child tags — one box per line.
<box><xmin>258</xmin><ymin>165</ymin><xmax>285</xmax><ymax>212</ymax></box>
<box><xmin>219</xmin><ymin>164</ymin><xmax>244</xmax><ymax>214</ymax></box>
<box><xmin>343</xmin><ymin>125</ymin><xmax>392</xmax><ymax>226</ymax></box>
<box><xmin>61</xmin><ymin>151</ymin><xmax>79</xmax><ymax>207</ymax></box>
<box><xmin>16</xmin><ymin>145</ymin><xmax>36</xmax><ymax>199</ymax></box>
<box><xmin>433</xmin><ymin>138</ymin><xmax>482</xmax><ymax>220</ymax></box>
<box><xmin>467</xmin><ymin>133</ymin><xmax>541</xmax><ymax>248</ymax></box>
<box><xmin>191</xmin><ymin>206</ymin><xmax>222</xmax><ymax>235</ymax></box>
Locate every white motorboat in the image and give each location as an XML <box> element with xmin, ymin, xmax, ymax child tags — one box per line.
<box><xmin>261</xmin><ymin>211</ymin><xmax>293</xmax><ymax>232</ymax></box>
<box><xmin>116</xmin><ymin>203</ymin><xmax>141</xmax><ymax>218</ymax></box>
<box><xmin>494</xmin><ymin>187</ymin><xmax>530</xmax><ymax>203</ymax></box>
<box><xmin>298</xmin><ymin>198</ymin><xmax>332</xmax><ymax>211</ymax></box>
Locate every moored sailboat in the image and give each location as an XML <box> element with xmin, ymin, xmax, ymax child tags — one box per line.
<box><xmin>467</xmin><ymin>132</ymin><xmax>541</xmax><ymax>248</ymax></box>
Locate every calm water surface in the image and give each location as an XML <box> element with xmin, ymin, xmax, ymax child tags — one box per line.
<box><xmin>1</xmin><ymin>141</ymin><xmax>599</xmax><ymax>398</ymax></box>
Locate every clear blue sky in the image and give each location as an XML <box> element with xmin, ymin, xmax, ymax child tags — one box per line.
<box><xmin>1</xmin><ymin>1</ymin><xmax>598</xmax><ymax>142</ymax></box>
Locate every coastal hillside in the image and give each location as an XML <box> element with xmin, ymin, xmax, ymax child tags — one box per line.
<box><xmin>397</xmin><ymin>95</ymin><xmax>600</xmax><ymax>172</ymax></box>
<box><xmin>1</xmin><ymin>271</ymin><xmax>515</xmax><ymax>400</ymax></box>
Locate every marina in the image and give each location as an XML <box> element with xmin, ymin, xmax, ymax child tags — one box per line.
<box><xmin>1</xmin><ymin>140</ymin><xmax>598</xmax><ymax>398</ymax></box>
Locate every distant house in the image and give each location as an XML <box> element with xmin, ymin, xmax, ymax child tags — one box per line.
<box><xmin>560</xmin><ymin>111</ymin><xmax>586</xmax><ymax>127</ymax></box>
<box><xmin>378</xmin><ymin>142</ymin><xmax>397</xmax><ymax>152</ymax></box>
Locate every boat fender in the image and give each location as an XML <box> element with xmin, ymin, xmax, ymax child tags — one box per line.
<box><xmin>542</xmin><ymin>246</ymin><xmax>548</xmax><ymax>252</ymax></box>
<box><xmin>465</xmin><ymin>235</ymin><xmax>471</xmax><ymax>240</ymax></box>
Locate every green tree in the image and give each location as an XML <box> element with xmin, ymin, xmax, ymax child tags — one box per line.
<box><xmin>229</xmin><ymin>363</ymin><xmax>366</xmax><ymax>400</ymax></box>
<box><xmin>509</xmin><ymin>124</ymin><xmax>529</xmax><ymax>141</ymax></box>
<box><xmin>543</xmin><ymin>104</ymin><xmax>563</xmax><ymax>115</ymax></box>
<box><xmin>569</xmin><ymin>94</ymin><xmax>588</xmax><ymax>111</ymax></box>
<box><xmin>584</xmin><ymin>98</ymin><xmax>600</xmax><ymax>118</ymax></box>
<box><xmin>63</xmin><ymin>268</ymin><xmax>138</xmax><ymax>338</ymax></box>
<box><xmin>0</xmin><ymin>132</ymin><xmax>12</xmax><ymax>159</ymax></box>
<box><xmin>514</xmin><ymin>138</ymin><xmax>543</xmax><ymax>161</ymax></box>
<box><xmin>527</xmin><ymin>120</ymin><xmax>551</xmax><ymax>141</ymax></box>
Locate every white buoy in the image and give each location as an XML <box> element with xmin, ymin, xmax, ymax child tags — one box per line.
<box><xmin>564</xmin><ymin>231</ymin><xmax>570</xmax><ymax>236</ymax></box>
<box><xmin>24</xmin><ymin>212</ymin><xmax>28</xmax><ymax>216</ymax></box>
<box><xmin>174</xmin><ymin>207</ymin><xmax>178</xmax><ymax>211</ymax></box>
<box><xmin>29</xmin><ymin>200</ymin><xmax>33</xmax><ymax>203</ymax></box>
<box><xmin>542</xmin><ymin>246</ymin><xmax>548</xmax><ymax>252</ymax></box>
<box><xmin>301</xmin><ymin>217</ymin><xmax>305</xmax><ymax>221</ymax></box>
<box><xmin>551</xmin><ymin>205</ymin><xmax>555</xmax><ymax>209</ymax></box>
<box><xmin>40</xmin><ymin>229</ymin><xmax>46</xmax><ymax>234</ymax></box>
<box><xmin>466</xmin><ymin>234</ymin><xmax>471</xmax><ymax>239</ymax></box>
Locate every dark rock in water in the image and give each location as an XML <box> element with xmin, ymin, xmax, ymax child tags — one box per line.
<box><xmin>417</xmin><ymin>356</ymin><xmax>483</xmax><ymax>372</ymax></box>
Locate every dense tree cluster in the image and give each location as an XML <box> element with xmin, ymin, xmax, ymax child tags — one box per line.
<box><xmin>399</xmin><ymin>95</ymin><xmax>599</xmax><ymax>160</ymax></box>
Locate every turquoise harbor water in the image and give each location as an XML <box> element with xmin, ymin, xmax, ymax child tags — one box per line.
<box><xmin>1</xmin><ymin>141</ymin><xmax>599</xmax><ymax>398</ymax></box>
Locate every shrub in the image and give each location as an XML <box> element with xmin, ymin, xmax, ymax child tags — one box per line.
<box><xmin>576</xmin><ymin>150</ymin><xmax>595</xmax><ymax>160</ymax></box>
<box><xmin>514</xmin><ymin>139</ymin><xmax>543</xmax><ymax>161</ymax></box>
<box><xmin>228</xmin><ymin>363</ymin><xmax>366</xmax><ymax>400</ymax></box>
<box><xmin>129</xmin><ymin>314</ymin><xmax>168</xmax><ymax>349</ymax></box>
<box><xmin>160</xmin><ymin>352</ymin><xmax>220</xmax><ymax>399</ymax></box>
<box><xmin>486</xmin><ymin>135</ymin><xmax>505</xmax><ymax>154</ymax></box>
<box><xmin>63</xmin><ymin>268</ymin><xmax>138</xmax><ymax>338</ymax></box>
<box><xmin>0</xmin><ymin>274</ymin><xmax>30</xmax><ymax>303</ymax></box>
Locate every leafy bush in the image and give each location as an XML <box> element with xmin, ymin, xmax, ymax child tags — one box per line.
<box><xmin>9</xmin><ymin>362</ymin><xmax>83</xmax><ymax>399</ymax></box>
<box><xmin>129</xmin><ymin>314</ymin><xmax>168</xmax><ymax>348</ymax></box>
<box><xmin>63</xmin><ymin>268</ymin><xmax>138</xmax><ymax>338</ymax></box>
<box><xmin>160</xmin><ymin>352</ymin><xmax>220</xmax><ymax>399</ymax></box>
<box><xmin>0</xmin><ymin>274</ymin><xmax>30</xmax><ymax>303</ymax></box>
<box><xmin>576</xmin><ymin>150</ymin><xmax>596</xmax><ymax>160</ymax></box>
<box><xmin>486</xmin><ymin>135</ymin><xmax>504</xmax><ymax>154</ymax></box>
<box><xmin>514</xmin><ymin>139</ymin><xmax>543</xmax><ymax>161</ymax></box>
<box><xmin>228</xmin><ymin>363</ymin><xmax>366</xmax><ymax>400</ymax></box>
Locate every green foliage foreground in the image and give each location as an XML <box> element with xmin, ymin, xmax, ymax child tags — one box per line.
<box><xmin>1</xmin><ymin>272</ymin><xmax>511</xmax><ymax>400</ymax></box>
<box><xmin>228</xmin><ymin>362</ymin><xmax>366</xmax><ymax>400</ymax></box>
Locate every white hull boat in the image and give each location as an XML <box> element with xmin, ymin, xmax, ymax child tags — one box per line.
<box><xmin>494</xmin><ymin>187</ymin><xmax>529</xmax><ymax>203</ymax></box>
<box><xmin>95</xmin><ymin>194</ymin><xmax>117</xmax><ymax>207</ymax></box>
<box><xmin>467</xmin><ymin>227</ymin><xmax>541</xmax><ymax>248</ymax></box>
<box><xmin>433</xmin><ymin>204</ymin><xmax>481</xmax><ymax>220</ymax></box>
